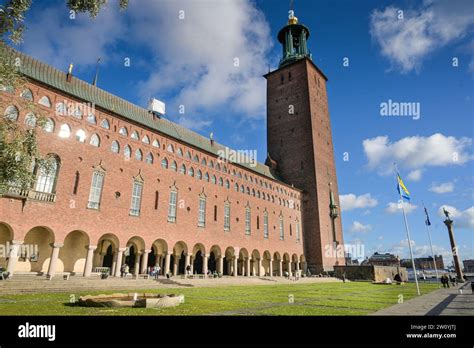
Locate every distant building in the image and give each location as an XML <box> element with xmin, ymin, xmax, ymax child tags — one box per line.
<box><xmin>401</xmin><ymin>255</ymin><xmax>444</xmax><ymax>270</ymax></box>
<box><xmin>463</xmin><ymin>259</ymin><xmax>474</xmax><ymax>273</ymax></box>
<box><xmin>367</xmin><ymin>252</ymin><xmax>400</xmax><ymax>267</ymax></box>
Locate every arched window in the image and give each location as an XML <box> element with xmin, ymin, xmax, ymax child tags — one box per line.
<box><xmin>75</xmin><ymin>129</ymin><xmax>86</xmax><ymax>143</ymax></box>
<box><xmin>135</xmin><ymin>149</ymin><xmax>143</xmax><ymax>161</ymax></box>
<box><xmin>42</xmin><ymin>118</ymin><xmax>55</xmax><ymax>133</ymax></box>
<box><xmin>142</xmin><ymin>135</ymin><xmax>150</xmax><ymax>144</ymax></box>
<box><xmin>257</xmin><ymin>191</ymin><xmax>261</xmax><ymax>199</ymax></box>
<box><xmin>72</xmin><ymin>106</ymin><xmax>83</xmax><ymax>119</ymax></box>
<box><xmin>168</xmin><ymin>188</ymin><xmax>178</xmax><ymax>222</ymax></box>
<box><xmin>90</xmin><ymin>134</ymin><xmax>100</xmax><ymax>147</ymax></box>
<box><xmin>101</xmin><ymin>119</ymin><xmax>110</xmax><ymax>129</ymax></box>
<box><xmin>58</xmin><ymin>124</ymin><xmax>71</xmax><ymax>138</ymax></box>
<box><xmin>171</xmin><ymin>160</ymin><xmax>177</xmax><ymax>172</ymax></box>
<box><xmin>209</xmin><ymin>160</ymin><xmax>214</xmax><ymax>168</ymax></box>
<box><xmin>246</xmin><ymin>187</ymin><xmax>250</xmax><ymax>195</ymax></box>
<box><xmin>119</xmin><ymin>127</ymin><xmax>128</xmax><ymax>136</ymax></box>
<box><xmin>197</xmin><ymin>170</ymin><xmax>202</xmax><ymax>180</ymax></box>
<box><xmin>252</xmin><ymin>189</ymin><xmax>255</xmax><ymax>197</ymax></box>
<box><xmin>244</xmin><ymin>174</ymin><xmax>248</xmax><ymax>181</ymax></box>
<box><xmin>216</xmin><ymin>163</ymin><xmax>221</xmax><ymax>171</ymax></box>
<box><xmin>240</xmin><ymin>185</ymin><xmax>244</xmax><ymax>193</ymax></box>
<box><xmin>234</xmin><ymin>183</ymin><xmax>238</xmax><ymax>191</ymax></box>
<box><xmin>224</xmin><ymin>201</ymin><xmax>230</xmax><ymax>231</ymax></box>
<box><xmin>38</xmin><ymin>96</ymin><xmax>51</xmax><ymax>108</ymax></box>
<box><xmin>279</xmin><ymin>214</ymin><xmax>284</xmax><ymax>240</ymax></box>
<box><xmin>198</xmin><ymin>194</ymin><xmax>206</xmax><ymax>227</ymax></box>
<box><xmin>188</xmin><ymin>167</ymin><xmax>194</xmax><ymax>177</ymax></box>
<box><xmin>111</xmin><ymin>140</ymin><xmax>120</xmax><ymax>153</ymax></box>
<box><xmin>146</xmin><ymin>152</ymin><xmax>153</xmax><ymax>164</ymax></box>
<box><xmin>238</xmin><ymin>172</ymin><xmax>242</xmax><ymax>179</ymax></box>
<box><xmin>20</xmin><ymin>88</ymin><xmax>33</xmax><ymax>101</ymax></box>
<box><xmin>179</xmin><ymin>164</ymin><xmax>186</xmax><ymax>174</ymax></box>
<box><xmin>131</xmin><ymin>131</ymin><xmax>139</xmax><ymax>140</ymax></box>
<box><xmin>204</xmin><ymin>172</ymin><xmax>209</xmax><ymax>182</ymax></box>
<box><xmin>185</xmin><ymin>150</ymin><xmax>191</xmax><ymax>159</ymax></box>
<box><xmin>211</xmin><ymin>175</ymin><xmax>216</xmax><ymax>184</ymax></box>
<box><xmin>152</xmin><ymin>139</ymin><xmax>160</xmax><ymax>148</ymax></box>
<box><xmin>87</xmin><ymin>113</ymin><xmax>96</xmax><ymax>124</ymax></box>
<box><xmin>167</xmin><ymin>144</ymin><xmax>174</xmax><ymax>153</ymax></box>
<box><xmin>4</xmin><ymin>105</ymin><xmax>19</xmax><ymax>121</ymax></box>
<box><xmin>161</xmin><ymin>158</ymin><xmax>168</xmax><ymax>169</ymax></box>
<box><xmin>24</xmin><ymin>112</ymin><xmax>37</xmax><ymax>127</ymax></box>
<box><xmin>218</xmin><ymin>177</ymin><xmax>223</xmax><ymax>186</ymax></box>
<box><xmin>34</xmin><ymin>156</ymin><xmax>60</xmax><ymax>194</ymax></box>
<box><xmin>56</xmin><ymin>102</ymin><xmax>67</xmax><ymax>116</ymax></box>
<box><xmin>193</xmin><ymin>155</ymin><xmax>199</xmax><ymax>163</ymax></box>
<box><xmin>225</xmin><ymin>179</ymin><xmax>230</xmax><ymax>189</ymax></box>
<box><xmin>177</xmin><ymin>148</ymin><xmax>183</xmax><ymax>157</ymax></box>
<box><xmin>124</xmin><ymin>145</ymin><xmax>131</xmax><ymax>160</ymax></box>
<box><xmin>201</xmin><ymin>158</ymin><xmax>207</xmax><ymax>166</ymax></box>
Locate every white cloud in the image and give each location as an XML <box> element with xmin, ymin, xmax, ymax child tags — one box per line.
<box><xmin>386</xmin><ymin>201</ymin><xmax>418</xmax><ymax>214</ymax></box>
<box><xmin>389</xmin><ymin>239</ymin><xmax>452</xmax><ymax>260</ymax></box>
<box><xmin>369</xmin><ymin>0</ymin><xmax>474</xmax><ymax>73</ymax></box>
<box><xmin>438</xmin><ymin>205</ymin><xmax>474</xmax><ymax>229</ymax></box>
<box><xmin>128</xmin><ymin>0</ymin><xmax>272</xmax><ymax>129</ymax></box>
<box><xmin>407</xmin><ymin>169</ymin><xmax>423</xmax><ymax>181</ymax></box>
<box><xmin>19</xmin><ymin>0</ymin><xmax>272</xmax><ymax>131</ymax></box>
<box><xmin>340</xmin><ymin>193</ymin><xmax>378</xmax><ymax>211</ymax></box>
<box><xmin>363</xmin><ymin>133</ymin><xmax>472</xmax><ymax>175</ymax></box>
<box><xmin>429</xmin><ymin>182</ymin><xmax>454</xmax><ymax>194</ymax></box>
<box><xmin>350</xmin><ymin>221</ymin><xmax>372</xmax><ymax>233</ymax></box>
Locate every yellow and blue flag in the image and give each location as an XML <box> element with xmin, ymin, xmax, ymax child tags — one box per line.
<box><xmin>397</xmin><ymin>173</ymin><xmax>410</xmax><ymax>201</ymax></box>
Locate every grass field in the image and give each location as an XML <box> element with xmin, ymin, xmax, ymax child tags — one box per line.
<box><xmin>0</xmin><ymin>281</ymin><xmax>439</xmax><ymax>316</ymax></box>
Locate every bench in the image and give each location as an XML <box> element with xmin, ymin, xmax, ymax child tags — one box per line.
<box><xmin>46</xmin><ymin>272</ymin><xmax>70</xmax><ymax>280</ymax></box>
<box><xmin>135</xmin><ymin>274</ymin><xmax>150</xmax><ymax>280</ymax></box>
<box><xmin>0</xmin><ymin>271</ymin><xmax>10</xmax><ymax>280</ymax></box>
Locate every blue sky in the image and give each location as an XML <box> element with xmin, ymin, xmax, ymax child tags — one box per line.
<box><xmin>15</xmin><ymin>0</ymin><xmax>473</xmax><ymax>264</ymax></box>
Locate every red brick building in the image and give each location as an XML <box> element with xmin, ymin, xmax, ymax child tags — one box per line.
<box><xmin>0</xmin><ymin>12</ymin><xmax>343</xmax><ymax>278</ymax></box>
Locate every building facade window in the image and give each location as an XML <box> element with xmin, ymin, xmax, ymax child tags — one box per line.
<box><xmin>111</xmin><ymin>140</ymin><xmax>120</xmax><ymax>153</ymax></box>
<box><xmin>87</xmin><ymin>170</ymin><xmax>105</xmax><ymax>210</ymax></box>
<box><xmin>161</xmin><ymin>158</ymin><xmax>168</xmax><ymax>169</ymax></box>
<box><xmin>34</xmin><ymin>156</ymin><xmax>59</xmax><ymax>194</ymax></box>
<box><xmin>124</xmin><ymin>145</ymin><xmax>131</xmax><ymax>160</ymax></box>
<box><xmin>75</xmin><ymin>129</ymin><xmax>86</xmax><ymax>143</ymax></box>
<box><xmin>224</xmin><ymin>201</ymin><xmax>230</xmax><ymax>231</ymax></box>
<box><xmin>171</xmin><ymin>160</ymin><xmax>177</xmax><ymax>171</ymax></box>
<box><xmin>296</xmin><ymin>220</ymin><xmax>300</xmax><ymax>243</ymax></box>
<box><xmin>100</xmin><ymin>119</ymin><xmax>110</xmax><ymax>129</ymax></box>
<box><xmin>129</xmin><ymin>179</ymin><xmax>143</xmax><ymax>216</ymax></box>
<box><xmin>245</xmin><ymin>205</ymin><xmax>251</xmax><ymax>235</ymax></box>
<box><xmin>263</xmin><ymin>211</ymin><xmax>268</xmax><ymax>239</ymax></box>
<box><xmin>24</xmin><ymin>112</ymin><xmax>37</xmax><ymax>127</ymax></box>
<box><xmin>42</xmin><ymin>118</ymin><xmax>55</xmax><ymax>133</ymax></box>
<box><xmin>198</xmin><ymin>194</ymin><xmax>206</xmax><ymax>227</ymax></box>
<box><xmin>90</xmin><ymin>134</ymin><xmax>100</xmax><ymax>147</ymax></box>
<box><xmin>38</xmin><ymin>96</ymin><xmax>51</xmax><ymax>108</ymax></box>
<box><xmin>58</xmin><ymin>124</ymin><xmax>71</xmax><ymax>138</ymax></box>
<box><xmin>167</xmin><ymin>189</ymin><xmax>177</xmax><ymax>222</ymax></box>
<box><xmin>279</xmin><ymin>214</ymin><xmax>284</xmax><ymax>240</ymax></box>
<box><xmin>145</xmin><ymin>153</ymin><xmax>153</xmax><ymax>164</ymax></box>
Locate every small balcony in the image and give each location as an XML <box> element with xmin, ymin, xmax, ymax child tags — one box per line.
<box><xmin>1</xmin><ymin>186</ymin><xmax>56</xmax><ymax>203</ymax></box>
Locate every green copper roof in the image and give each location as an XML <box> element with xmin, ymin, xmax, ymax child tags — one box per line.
<box><xmin>3</xmin><ymin>45</ymin><xmax>293</xmax><ymax>186</ymax></box>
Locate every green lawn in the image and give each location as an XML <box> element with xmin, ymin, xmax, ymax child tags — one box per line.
<box><xmin>0</xmin><ymin>282</ymin><xmax>439</xmax><ymax>316</ymax></box>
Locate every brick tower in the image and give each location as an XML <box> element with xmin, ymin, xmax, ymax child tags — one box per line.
<box><xmin>264</xmin><ymin>11</ymin><xmax>344</xmax><ymax>272</ymax></box>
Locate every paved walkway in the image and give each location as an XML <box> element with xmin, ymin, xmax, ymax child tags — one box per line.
<box><xmin>372</xmin><ymin>282</ymin><xmax>474</xmax><ymax>316</ymax></box>
<box><xmin>0</xmin><ymin>274</ymin><xmax>341</xmax><ymax>295</ymax></box>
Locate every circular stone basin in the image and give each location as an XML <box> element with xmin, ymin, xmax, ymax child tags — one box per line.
<box><xmin>78</xmin><ymin>293</ymin><xmax>185</xmax><ymax>308</ymax></box>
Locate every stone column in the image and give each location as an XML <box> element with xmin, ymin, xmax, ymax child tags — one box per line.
<box><xmin>296</xmin><ymin>261</ymin><xmax>300</xmax><ymax>272</ymax></box>
<box><xmin>83</xmin><ymin>245</ymin><xmax>97</xmax><ymax>277</ymax></box>
<box><xmin>185</xmin><ymin>254</ymin><xmax>191</xmax><ymax>271</ymax></box>
<box><xmin>134</xmin><ymin>253</ymin><xmax>141</xmax><ymax>276</ymax></box>
<box><xmin>278</xmin><ymin>260</ymin><xmax>283</xmax><ymax>277</ymax></box>
<box><xmin>444</xmin><ymin>219</ymin><xmax>464</xmax><ymax>281</ymax></box>
<box><xmin>140</xmin><ymin>249</ymin><xmax>150</xmax><ymax>274</ymax></box>
<box><xmin>233</xmin><ymin>257</ymin><xmax>238</xmax><ymax>277</ymax></box>
<box><xmin>269</xmin><ymin>259</ymin><xmax>273</xmax><ymax>277</ymax></box>
<box><xmin>257</xmin><ymin>258</ymin><xmax>262</xmax><ymax>277</ymax></box>
<box><xmin>203</xmin><ymin>254</ymin><xmax>208</xmax><ymax>275</ymax></box>
<box><xmin>164</xmin><ymin>252</ymin><xmax>171</xmax><ymax>275</ymax></box>
<box><xmin>6</xmin><ymin>240</ymin><xmax>23</xmax><ymax>277</ymax></box>
<box><xmin>173</xmin><ymin>256</ymin><xmax>178</xmax><ymax>276</ymax></box>
<box><xmin>190</xmin><ymin>255</ymin><xmax>194</xmax><ymax>274</ymax></box>
<box><xmin>218</xmin><ymin>256</ymin><xmax>223</xmax><ymax>274</ymax></box>
<box><xmin>246</xmin><ymin>257</ymin><xmax>251</xmax><ymax>277</ymax></box>
<box><xmin>46</xmin><ymin>243</ymin><xmax>63</xmax><ymax>278</ymax></box>
<box><xmin>155</xmin><ymin>255</ymin><xmax>161</xmax><ymax>267</ymax></box>
<box><xmin>114</xmin><ymin>248</ymin><xmax>126</xmax><ymax>277</ymax></box>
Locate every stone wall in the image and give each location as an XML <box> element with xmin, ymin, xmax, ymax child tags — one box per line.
<box><xmin>334</xmin><ymin>265</ymin><xmax>408</xmax><ymax>282</ymax></box>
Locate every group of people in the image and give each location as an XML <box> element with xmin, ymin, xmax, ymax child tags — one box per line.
<box><xmin>440</xmin><ymin>273</ymin><xmax>456</xmax><ymax>288</ymax></box>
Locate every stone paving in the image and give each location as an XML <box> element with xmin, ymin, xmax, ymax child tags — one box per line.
<box><xmin>372</xmin><ymin>282</ymin><xmax>474</xmax><ymax>316</ymax></box>
<box><xmin>0</xmin><ymin>273</ymin><xmax>342</xmax><ymax>295</ymax></box>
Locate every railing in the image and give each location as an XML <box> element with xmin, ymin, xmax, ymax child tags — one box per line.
<box><xmin>1</xmin><ymin>187</ymin><xmax>56</xmax><ymax>203</ymax></box>
<box><xmin>129</xmin><ymin>208</ymin><xmax>140</xmax><ymax>216</ymax></box>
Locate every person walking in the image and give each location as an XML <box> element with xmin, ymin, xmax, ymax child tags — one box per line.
<box><xmin>155</xmin><ymin>265</ymin><xmax>161</xmax><ymax>280</ymax></box>
<box><xmin>185</xmin><ymin>264</ymin><xmax>191</xmax><ymax>277</ymax></box>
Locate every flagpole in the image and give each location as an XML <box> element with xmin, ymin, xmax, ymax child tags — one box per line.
<box><xmin>395</xmin><ymin>164</ymin><xmax>421</xmax><ymax>296</ymax></box>
<box><xmin>423</xmin><ymin>202</ymin><xmax>439</xmax><ymax>280</ymax></box>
